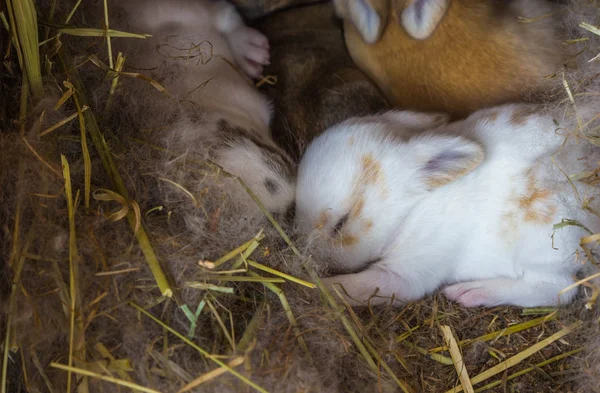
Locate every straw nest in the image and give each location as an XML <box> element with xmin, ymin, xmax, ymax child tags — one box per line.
<box><xmin>1</xmin><ymin>0</ymin><xmax>599</xmax><ymax>392</ymax></box>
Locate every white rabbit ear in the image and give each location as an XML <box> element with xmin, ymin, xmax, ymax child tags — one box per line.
<box><xmin>337</xmin><ymin>0</ymin><xmax>389</xmax><ymax>44</ymax></box>
<box><xmin>413</xmin><ymin>135</ymin><xmax>484</xmax><ymax>189</ymax></box>
<box><xmin>400</xmin><ymin>0</ymin><xmax>450</xmax><ymax>40</ymax></box>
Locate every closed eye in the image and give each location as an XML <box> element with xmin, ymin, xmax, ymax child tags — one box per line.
<box><xmin>331</xmin><ymin>213</ymin><xmax>350</xmax><ymax>236</ymax></box>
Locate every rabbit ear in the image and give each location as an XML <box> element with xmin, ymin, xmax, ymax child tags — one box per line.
<box><xmin>336</xmin><ymin>0</ymin><xmax>389</xmax><ymax>44</ymax></box>
<box><xmin>412</xmin><ymin>134</ymin><xmax>484</xmax><ymax>189</ymax></box>
<box><xmin>400</xmin><ymin>0</ymin><xmax>450</xmax><ymax>40</ymax></box>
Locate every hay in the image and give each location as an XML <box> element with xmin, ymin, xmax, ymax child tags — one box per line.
<box><xmin>0</xmin><ymin>0</ymin><xmax>599</xmax><ymax>393</ymax></box>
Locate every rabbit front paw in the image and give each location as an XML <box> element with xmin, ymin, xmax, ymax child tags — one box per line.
<box><xmin>226</xmin><ymin>26</ymin><xmax>270</xmax><ymax>79</ymax></box>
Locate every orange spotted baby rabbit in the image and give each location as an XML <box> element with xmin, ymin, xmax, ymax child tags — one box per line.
<box><xmin>295</xmin><ymin>104</ymin><xmax>599</xmax><ymax>307</ymax></box>
<box><xmin>334</xmin><ymin>0</ymin><xmax>565</xmax><ymax>118</ymax></box>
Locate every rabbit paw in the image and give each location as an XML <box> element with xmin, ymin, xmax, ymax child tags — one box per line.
<box><xmin>443</xmin><ymin>282</ymin><xmax>491</xmax><ymax>308</ymax></box>
<box><xmin>226</xmin><ymin>26</ymin><xmax>270</xmax><ymax>79</ymax></box>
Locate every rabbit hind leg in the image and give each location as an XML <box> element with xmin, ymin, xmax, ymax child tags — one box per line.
<box><xmin>442</xmin><ymin>276</ymin><xmax>576</xmax><ymax>308</ymax></box>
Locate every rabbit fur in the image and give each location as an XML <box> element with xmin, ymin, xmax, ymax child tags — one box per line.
<box><xmin>112</xmin><ymin>0</ymin><xmax>296</xmax><ymax>214</ymax></box>
<box><xmin>256</xmin><ymin>2</ymin><xmax>390</xmax><ymax>159</ymax></box>
<box><xmin>295</xmin><ymin>103</ymin><xmax>599</xmax><ymax>308</ymax></box>
<box><xmin>334</xmin><ymin>0</ymin><xmax>566</xmax><ymax>118</ymax></box>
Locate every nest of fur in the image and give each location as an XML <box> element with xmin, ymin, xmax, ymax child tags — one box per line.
<box><xmin>1</xmin><ymin>0</ymin><xmax>599</xmax><ymax>392</ymax></box>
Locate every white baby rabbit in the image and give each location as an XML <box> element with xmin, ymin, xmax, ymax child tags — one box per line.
<box><xmin>296</xmin><ymin>105</ymin><xmax>598</xmax><ymax>308</ymax></box>
<box><xmin>113</xmin><ymin>0</ymin><xmax>295</xmax><ymax>213</ymax></box>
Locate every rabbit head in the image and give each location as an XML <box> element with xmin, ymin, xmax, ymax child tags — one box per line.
<box><xmin>295</xmin><ymin>111</ymin><xmax>484</xmax><ymax>273</ymax></box>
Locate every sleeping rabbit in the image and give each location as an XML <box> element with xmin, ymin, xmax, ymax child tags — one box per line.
<box><xmin>255</xmin><ymin>1</ymin><xmax>389</xmax><ymax>160</ymax></box>
<box><xmin>334</xmin><ymin>0</ymin><xmax>566</xmax><ymax>118</ymax></box>
<box><xmin>112</xmin><ymin>0</ymin><xmax>295</xmax><ymax>213</ymax></box>
<box><xmin>295</xmin><ymin>104</ymin><xmax>598</xmax><ymax>307</ymax></box>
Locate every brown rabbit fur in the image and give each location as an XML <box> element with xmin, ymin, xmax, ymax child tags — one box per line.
<box><xmin>343</xmin><ymin>0</ymin><xmax>567</xmax><ymax>119</ymax></box>
<box><xmin>256</xmin><ymin>2</ymin><xmax>390</xmax><ymax>159</ymax></box>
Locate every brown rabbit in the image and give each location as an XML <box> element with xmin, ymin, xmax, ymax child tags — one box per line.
<box><xmin>255</xmin><ymin>2</ymin><xmax>390</xmax><ymax>160</ymax></box>
<box><xmin>335</xmin><ymin>0</ymin><xmax>566</xmax><ymax>118</ymax></box>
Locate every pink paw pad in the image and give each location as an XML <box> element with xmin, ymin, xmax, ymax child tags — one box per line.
<box><xmin>443</xmin><ymin>284</ymin><xmax>490</xmax><ymax>308</ymax></box>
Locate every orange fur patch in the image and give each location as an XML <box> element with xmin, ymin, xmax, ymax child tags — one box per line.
<box><xmin>510</xmin><ymin>106</ymin><xmax>538</xmax><ymax>126</ymax></box>
<box><xmin>519</xmin><ymin>171</ymin><xmax>557</xmax><ymax>224</ymax></box>
<box><xmin>350</xmin><ymin>197</ymin><xmax>365</xmax><ymax>218</ymax></box>
<box><xmin>360</xmin><ymin>154</ymin><xmax>383</xmax><ymax>186</ymax></box>
<box><xmin>485</xmin><ymin>111</ymin><xmax>499</xmax><ymax>122</ymax></box>
<box><xmin>330</xmin><ymin>233</ymin><xmax>360</xmax><ymax>247</ymax></box>
<box><xmin>500</xmin><ymin>168</ymin><xmax>558</xmax><ymax>243</ymax></box>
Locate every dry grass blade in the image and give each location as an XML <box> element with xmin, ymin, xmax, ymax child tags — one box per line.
<box><xmin>581</xmin><ymin>232</ymin><xmax>600</xmax><ymax>245</ymax></box>
<box><xmin>39</xmin><ymin>107</ymin><xmax>87</xmax><ymax>136</ymax></box>
<box><xmin>559</xmin><ymin>272</ymin><xmax>600</xmax><ymax>298</ymax></box>
<box><xmin>7</xmin><ymin>0</ymin><xmax>42</xmax><ymax>95</ymax></box>
<box><xmin>579</xmin><ymin>22</ymin><xmax>600</xmax><ymax>36</ymax></box>
<box><xmin>441</xmin><ymin>325</ymin><xmax>474</xmax><ymax>393</ymax></box>
<box><xmin>74</xmin><ymin>95</ymin><xmax>92</xmax><ymax>209</ymax></box>
<box><xmin>130</xmin><ymin>302</ymin><xmax>269</xmax><ymax>393</ymax></box>
<box><xmin>50</xmin><ymin>363</ymin><xmax>161</xmax><ymax>393</ymax></box>
<box><xmin>61</xmin><ymin>155</ymin><xmax>89</xmax><ymax>393</ymax></box>
<box><xmin>203</xmin><ymin>275</ymin><xmax>285</xmax><ymax>283</ymax></box>
<box><xmin>54</xmin><ymin>81</ymin><xmax>75</xmax><ymax>110</ymax></box>
<box><xmin>102</xmin><ymin>0</ymin><xmax>114</xmax><ymax>68</ymax></box>
<box><xmin>105</xmin><ymin>52</ymin><xmax>125</xmax><ymax>112</ymax></box>
<box><xmin>205</xmin><ymin>299</ymin><xmax>235</xmax><ymax>352</ymax></box>
<box><xmin>247</xmin><ymin>260</ymin><xmax>316</xmax><ymax>288</ymax></box>
<box><xmin>177</xmin><ymin>356</ymin><xmax>245</xmax><ymax>393</ymax></box>
<box><xmin>57</xmin><ymin>26</ymin><xmax>151</xmax><ymax>38</ymax></box>
<box><xmin>213</xmin><ymin>230</ymin><xmax>264</xmax><ymax>268</ymax></box>
<box><xmin>444</xmin><ymin>321</ymin><xmax>582</xmax><ymax>393</ymax></box>
<box><xmin>158</xmin><ymin>177</ymin><xmax>198</xmax><ymax>208</ymax></box>
<box><xmin>95</xmin><ymin>343</ymin><xmax>132</xmax><ymax>382</ymax></box>
<box><xmin>93</xmin><ymin>189</ymin><xmax>142</xmax><ymax>233</ymax></box>
<box><xmin>402</xmin><ymin>341</ymin><xmax>453</xmax><ymax>365</ymax></box>
<box><xmin>429</xmin><ymin>314</ymin><xmax>556</xmax><ymax>353</ymax></box>
<box><xmin>473</xmin><ymin>348</ymin><xmax>584</xmax><ymax>392</ymax></box>
<box><xmin>185</xmin><ymin>283</ymin><xmax>234</xmax><ymax>293</ymax></box>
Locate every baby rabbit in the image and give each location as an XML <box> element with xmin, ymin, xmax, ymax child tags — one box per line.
<box><xmin>256</xmin><ymin>2</ymin><xmax>389</xmax><ymax>160</ymax></box>
<box><xmin>334</xmin><ymin>0</ymin><xmax>565</xmax><ymax>118</ymax></box>
<box><xmin>295</xmin><ymin>104</ymin><xmax>598</xmax><ymax>308</ymax></box>
<box><xmin>113</xmin><ymin>0</ymin><xmax>295</xmax><ymax>213</ymax></box>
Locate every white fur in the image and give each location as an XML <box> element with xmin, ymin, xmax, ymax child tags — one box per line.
<box><xmin>296</xmin><ymin>104</ymin><xmax>598</xmax><ymax>307</ymax></box>
<box><xmin>333</xmin><ymin>0</ymin><xmax>387</xmax><ymax>44</ymax></box>
<box><xmin>114</xmin><ymin>0</ymin><xmax>295</xmax><ymax>213</ymax></box>
<box><xmin>401</xmin><ymin>0</ymin><xmax>450</xmax><ymax>40</ymax></box>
